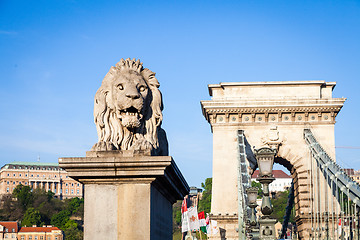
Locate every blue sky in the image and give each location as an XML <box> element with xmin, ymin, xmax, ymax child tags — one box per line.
<box><xmin>0</xmin><ymin>0</ymin><xmax>359</xmax><ymax>187</ymax></box>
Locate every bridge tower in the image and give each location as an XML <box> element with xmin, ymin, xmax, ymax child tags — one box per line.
<box><xmin>201</xmin><ymin>81</ymin><xmax>346</xmax><ymax>239</ymax></box>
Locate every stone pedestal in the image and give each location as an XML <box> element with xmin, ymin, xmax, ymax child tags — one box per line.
<box><xmin>258</xmin><ymin>218</ymin><xmax>277</xmax><ymax>240</ymax></box>
<box><xmin>59</xmin><ymin>150</ymin><xmax>189</xmax><ymax>240</ymax></box>
<box><xmin>208</xmin><ymin>215</ymin><xmax>238</xmax><ymax>240</ymax></box>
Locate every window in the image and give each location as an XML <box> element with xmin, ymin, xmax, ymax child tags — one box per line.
<box><xmin>40</xmin><ymin>236</ymin><xmax>44</xmax><ymax>240</ymax></box>
<box><xmin>71</xmin><ymin>189</ymin><xmax>74</xmax><ymax>194</ymax></box>
<box><xmin>66</xmin><ymin>183</ymin><xmax>68</xmax><ymax>186</ymax></box>
<box><xmin>25</xmin><ymin>182</ymin><xmax>28</xmax><ymax>185</ymax></box>
<box><xmin>55</xmin><ymin>175</ymin><xmax>57</xmax><ymax>178</ymax></box>
<box><xmin>35</xmin><ymin>236</ymin><xmax>38</xmax><ymax>240</ymax></box>
<box><xmin>71</xmin><ymin>183</ymin><xmax>74</xmax><ymax>186</ymax></box>
<box><xmin>19</xmin><ymin>181</ymin><xmax>22</xmax><ymax>184</ymax></box>
<box><xmin>66</xmin><ymin>176</ymin><xmax>68</xmax><ymax>178</ymax></box>
<box><xmin>37</xmin><ymin>175</ymin><xmax>39</xmax><ymax>177</ymax></box>
<box><xmin>77</xmin><ymin>189</ymin><xmax>80</xmax><ymax>194</ymax></box>
<box><xmin>7</xmin><ymin>181</ymin><xmax>9</xmax><ymax>184</ymax></box>
<box><xmin>43</xmin><ymin>175</ymin><xmax>45</xmax><ymax>178</ymax></box>
<box><xmin>6</xmin><ymin>187</ymin><xmax>9</xmax><ymax>192</ymax></box>
<box><xmin>12</xmin><ymin>234</ymin><xmax>15</xmax><ymax>238</ymax></box>
<box><xmin>5</xmin><ymin>228</ymin><xmax>8</xmax><ymax>232</ymax></box>
<box><xmin>29</xmin><ymin>236</ymin><xmax>32</xmax><ymax>240</ymax></box>
<box><xmin>13</xmin><ymin>174</ymin><xmax>15</xmax><ymax>177</ymax></box>
<box><xmin>31</xmin><ymin>174</ymin><xmax>33</xmax><ymax>177</ymax></box>
<box><xmin>12</xmin><ymin>228</ymin><xmax>15</xmax><ymax>232</ymax></box>
<box><xmin>7</xmin><ymin>173</ymin><xmax>9</xmax><ymax>176</ymax></box>
<box><xmin>19</xmin><ymin>174</ymin><xmax>22</xmax><ymax>177</ymax></box>
<box><xmin>77</xmin><ymin>183</ymin><xmax>80</xmax><ymax>186</ymax></box>
<box><xmin>4</xmin><ymin>233</ymin><xmax>8</xmax><ymax>238</ymax></box>
<box><xmin>21</xmin><ymin>236</ymin><xmax>24</xmax><ymax>240</ymax></box>
<box><xmin>25</xmin><ymin>174</ymin><xmax>28</xmax><ymax>177</ymax></box>
<box><xmin>13</xmin><ymin>181</ymin><xmax>16</xmax><ymax>185</ymax></box>
<box><xmin>66</xmin><ymin>189</ymin><xmax>68</xmax><ymax>194</ymax></box>
<box><xmin>55</xmin><ymin>237</ymin><xmax>58</xmax><ymax>240</ymax></box>
<box><xmin>48</xmin><ymin>237</ymin><xmax>51</xmax><ymax>240</ymax></box>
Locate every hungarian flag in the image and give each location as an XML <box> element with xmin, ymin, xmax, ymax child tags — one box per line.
<box><xmin>198</xmin><ymin>211</ymin><xmax>207</xmax><ymax>233</ymax></box>
<box><xmin>181</xmin><ymin>198</ymin><xmax>190</xmax><ymax>232</ymax></box>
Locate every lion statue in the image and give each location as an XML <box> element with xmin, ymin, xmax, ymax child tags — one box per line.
<box><xmin>91</xmin><ymin>58</ymin><xmax>168</xmax><ymax>156</ymax></box>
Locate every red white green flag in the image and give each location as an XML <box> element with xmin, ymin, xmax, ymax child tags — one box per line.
<box><xmin>198</xmin><ymin>211</ymin><xmax>207</xmax><ymax>233</ymax></box>
<box><xmin>181</xmin><ymin>198</ymin><xmax>190</xmax><ymax>233</ymax></box>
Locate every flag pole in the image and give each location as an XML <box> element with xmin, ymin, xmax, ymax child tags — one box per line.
<box><xmin>199</xmin><ymin>229</ymin><xmax>203</xmax><ymax>240</ymax></box>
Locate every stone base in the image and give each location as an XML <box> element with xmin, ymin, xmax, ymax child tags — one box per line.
<box><xmin>59</xmin><ymin>150</ymin><xmax>189</xmax><ymax>240</ymax></box>
<box><xmin>259</xmin><ymin>218</ymin><xmax>277</xmax><ymax>240</ymax></box>
<box><xmin>209</xmin><ymin>214</ymin><xmax>239</xmax><ymax>240</ymax></box>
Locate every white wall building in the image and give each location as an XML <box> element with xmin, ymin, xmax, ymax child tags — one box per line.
<box><xmin>252</xmin><ymin>170</ymin><xmax>292</xmax><ymax>192</ymax></box>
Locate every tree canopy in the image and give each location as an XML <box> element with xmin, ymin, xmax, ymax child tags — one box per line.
<box><xmin>198</xmin><ymin>178</ymin><xmax>212</xmax><ymax>214</ymax></box>
<box><xmin>0</xmin><ymin>184</ymin><xmax>84</xmax><ymax>239</ymax></box>
<box><xmin>22</xmin><ymin>208</ymin><xmax>43</xmax><ymax>227</ymax></box>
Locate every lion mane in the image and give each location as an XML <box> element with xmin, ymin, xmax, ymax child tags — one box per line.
<box><xmin>91</xmin><ymin>58</ymin><xmax>168</xmax><ymax>156</ymax></box>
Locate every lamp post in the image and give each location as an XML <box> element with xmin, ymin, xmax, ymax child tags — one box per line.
<box><xmin>247</xmin><ymin>187</ymin><xmax>260</xmax><ymax>240</ymax></box>
<box><xmin>255</xmin><ymin>147</ymin><xmax>277</xmax><ymax>240</ymax></box>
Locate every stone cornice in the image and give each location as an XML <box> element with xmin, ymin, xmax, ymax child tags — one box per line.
<box><xmin>59</xmin><ymin>153</ymin><xmax>189</xmax><ymax>203</ymax></box>
<box><xmin>201</xmin><ymin>98</ymin><xmax>345</xmax><ymax>125</ymax></box>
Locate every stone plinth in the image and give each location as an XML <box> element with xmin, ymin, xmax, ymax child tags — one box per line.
<box><xmin>59</xmin><ymin>150</ymin><xmax>189</xmax><ymax>240</ymax></box>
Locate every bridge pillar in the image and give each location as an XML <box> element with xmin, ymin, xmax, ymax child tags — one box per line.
<box><xmin>201</xmin><ymin>81</ymin><xmax>345</xmax><ymax>240</ymax></box>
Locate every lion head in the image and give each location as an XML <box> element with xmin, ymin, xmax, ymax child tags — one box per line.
<box><xmin>91</xmin><ymin>58</ymin><xmax>168</xmax><ymax>156</ymax></box>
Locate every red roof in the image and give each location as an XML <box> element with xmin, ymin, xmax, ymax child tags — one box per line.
<box><xmin>19</xmin><ymin>226</ymin><xmax>61</xmax><ymax>233</ymax></box>
<box><xmin>251</xmin><ymin>170</ymin><xmax>291</xmax><ymax>178</ymax></box>
<box><xmin>0</xmin><ymin>221</ymin><xmax>18</xmax><ymax>233</ymax></box>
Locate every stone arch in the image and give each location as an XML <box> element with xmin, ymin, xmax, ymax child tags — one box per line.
<box><xmin>276</xmin><ymin>145</ymin><xmax>312</xmax><ymax>239</ymax></box>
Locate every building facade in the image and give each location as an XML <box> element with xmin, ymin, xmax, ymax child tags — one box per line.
<box><xmin>188</xmin><ymin>186</ymin><xmax>203</xmax><ymax>207</ymax></box>
<box><xmin>344</xmin><ymin>168</ymin><xmax>360</xmax><ymax>185</ymax></box>
<box><xmin>252</xmin><ymin>170</ymin><xmax>292</xmax><ymax>192</ymax></box>
<box><xmin>0</xmin><ymin>162</ymin><xmax>83</xmax><ymax>199</ymax></box>
<box><xmin>18</xmin><ymin>226</ymin><xmax>63</xmax><ymax>240</ymax></box>
<box><xmin>0</xmin><ymin>221</ymin><xmax>18</xmax><ymax>240</ymax></box>
<box><xmin>0</xmin><ymin>222</ymin><xmax>63</xmax><ymax>240</ymax></box>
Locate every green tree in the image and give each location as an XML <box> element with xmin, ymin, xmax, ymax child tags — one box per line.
<box><xmin>67</xmin><ymin>197</ymin><xmax>83</xmax><ymax>214</ymax></box>
<box><xmin>12</xmin><ymin>184</ymin><xmax>33</xmax><ymax>210</ymax></box>
<box><xmin>270</xmin><ymin>190</ymin><xmax>295</xmax><ymax>223</ymax></box>
<box><xmin>63</xmin><ymin>221</ymin><xmax>83</xmax><ymax>240</ymax></box>
<box><xmin>0</xmin><ymin>195</ymin><xmax>16</xmax><ymax>220</ymax></box>
<box><xmin>172</xmin><ymin>200</ymin><xmax>182</xmax><ymax>233</ymax></box>
<box><xmin>198</xmin><ymin>178</ymin><xmax>212</xmax><ymax>214</ymax></box>
<box><xmin>22</xmin><ymin>207</ymin><xmax>43</xmax><ymax>227</ymax></box>
<box><xmin>51</xmin><ymin>210</ymin><xmax>71</xmax><ymax>229</ymax></box>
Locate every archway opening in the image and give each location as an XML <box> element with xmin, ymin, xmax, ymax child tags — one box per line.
<box><xmin>251</xmin><ymin>156</ymin><xmax>298</xmax><ymax>238</ymax></box>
